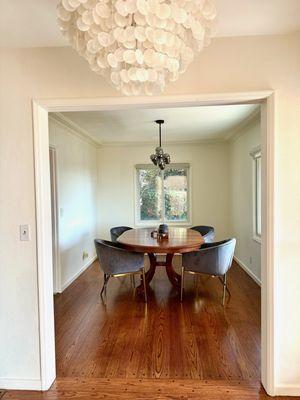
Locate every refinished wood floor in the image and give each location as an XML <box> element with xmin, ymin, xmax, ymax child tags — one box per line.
<box><xmin>5</xmin><ymin>260</ymin><xmax>293</xmax><ymax>399</ymax></box>
<box><xmin>54</xmin><ymin>260</ymin><xmax>261</xmax><ymax>380</ymax></box>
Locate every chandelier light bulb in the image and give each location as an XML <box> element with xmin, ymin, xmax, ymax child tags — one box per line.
<box><xmin>57</xmin><ymin>0</ymin><xmax>216</xmax><ymax>96</ymax></box>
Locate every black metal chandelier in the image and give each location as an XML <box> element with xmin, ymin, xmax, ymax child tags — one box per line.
<box><xmin>150</xmin><ymin>120</ymin><xmax>170</xmax><ymax>170</ymax></box>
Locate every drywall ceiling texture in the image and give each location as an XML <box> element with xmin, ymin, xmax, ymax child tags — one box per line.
<box><xmin>0</xmin><ymin>32</ymin><xmax>300</xmax><ymax>394</ymax></box>
<box><xmin>1</xmin><ymin>0</ymin><xmax>300</xmax><ymax>47</ymax></box>
<box><xmin>60</xmin><ymin>104</ymin><xmax>258</xmax><ymax>144</ymax></box>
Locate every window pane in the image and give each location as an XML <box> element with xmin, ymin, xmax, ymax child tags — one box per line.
<box><xmin>256</xmin><ymin>157</ymin><xmax>262</xmax><ymax>236</ymax></box>
<box><xmin>138</xmin><ymin>168</ymin><xmax>162</xmax><ymax>221</ymax></box>
<box><xmin>164</xmin><ymin>168</ymin><xmax>188</xmax><ymax>221</ymax></box>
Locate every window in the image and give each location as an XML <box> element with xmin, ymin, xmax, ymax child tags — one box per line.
<box><xmin>251</xmin><ymin>148</ymin><xmax>261</xmax><ymax>241</ymax></box>
<box><xmin>135</xmin><ymin>164</ymin><xmax>190</xmax><ymax>224</ymax></box>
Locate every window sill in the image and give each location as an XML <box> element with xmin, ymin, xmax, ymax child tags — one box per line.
<box><xmin>253</xmin><ymin>235</ymin><xmax>262</xmax><ymax>244</ymax></box>
<box><xmin>135</xmin><ymin>221</ymin><xmax>192</xmax><ymax>228</ymax></box>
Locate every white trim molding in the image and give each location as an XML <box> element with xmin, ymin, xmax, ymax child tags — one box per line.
<box><xmin>0</xmin><ymin>378</ymin><xmax>42</xmax><ymax>391</ymax></box>
<box><xmin>33</xmin><ymin>102</ymin><xmax>56</xmax><ymax>391</ymax></box>
<box><xmin>32</xmin><ymin>91</ymin><xmax>276</xmax><ymax>394</ymax></box>
<box><xmin>225</xmin><ymin>107</ymin><xmax>261</xmax><ymax>142</ymax></box>
<box><xmin>61</xmin><ymin>255</ymin><xmax>97</xmax><ymax>292</ymax></box>
<box><xmin>276</xmin><ymin>385</ymin><xmax>300</xmax><ymax>396</ymax></box>
<box><xmin>49</xmin><ymin>113</ymin><xmax>102</xmax><ymax>148</ymax></box>
<box><xmin>234</xmin><ymin>256</ymin><xmax>261</xmax><ymax>286</ymax></box>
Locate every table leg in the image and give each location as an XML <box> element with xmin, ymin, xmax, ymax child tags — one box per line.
<box><xmin>137</xmin><ymin>253</ymin><xmax>181</xmax><ymax>295</ymax></box>
<box><xmin>144</xmin><ymin>253</ymin><xmax>157</xmax><ymax>285</ymax></box>
<box><xmin>136</xmin><ymin>253</ymin><xmax>157</xmax><ymax>294</ymax></box>
<box><xmin>165</xmin><ymin>253</ymin><xmax>181</xmax><ymax>289</ymax></box>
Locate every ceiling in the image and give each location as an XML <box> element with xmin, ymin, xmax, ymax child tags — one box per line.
<box><xmin>1</xmin><ymin>0</ymin><xmax>300</xmax><ymax>48</ymax></box>
<box><xmin>56</xmin><ymin>104</ymin><xmax>260</xmax><ymax>145</ymax></box>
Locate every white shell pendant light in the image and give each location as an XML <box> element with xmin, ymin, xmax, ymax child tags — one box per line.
<box><xmin>57</xmin><ymin>0</ymin><xmax>217</xmax><ymax>96</ymax></box>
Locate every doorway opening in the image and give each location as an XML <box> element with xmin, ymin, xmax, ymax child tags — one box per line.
<box><xmin>32</xmin><ymin>94</ymin><xmax>272</xmax><ymax>394</ymax></box>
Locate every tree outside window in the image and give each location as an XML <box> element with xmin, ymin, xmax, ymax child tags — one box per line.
<box><xmin>136</xmin><ymin>164</ymin><xmax>190</xmax><ymax>224</ymax></box>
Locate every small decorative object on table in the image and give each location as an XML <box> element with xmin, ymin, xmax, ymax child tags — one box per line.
<box><xmin>151</xmin><ymin>224</ymin><xmax>169</xmax><ymax>240</ymax></box>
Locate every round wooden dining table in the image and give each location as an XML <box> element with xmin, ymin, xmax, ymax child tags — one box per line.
<box><xmin>117</xmin><ymin>227</ymin><xmax>204</xmax><ymax>291</ymax></box>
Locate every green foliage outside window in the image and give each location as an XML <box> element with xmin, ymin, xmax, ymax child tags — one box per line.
<box><xmin>138</xmin><ymin>166</ymin><xmax>188</xmax><ymax>222</ymax></box>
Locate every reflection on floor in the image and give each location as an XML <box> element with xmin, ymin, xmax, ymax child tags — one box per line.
<box><xmin>54</xmin><ymin>260</ymin><xmax>261</xmax><ymax>380</ymax></box>
<box><xmin>8</xmin><ymin>260</ymin><xmax>287</xmax><ymax>400</ymax></box>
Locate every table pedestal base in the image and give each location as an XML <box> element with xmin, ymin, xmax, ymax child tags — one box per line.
<box><xmin>137</xmin><ymin>253</ymin><xmax>181</xmax><ymax>294</ymax></box>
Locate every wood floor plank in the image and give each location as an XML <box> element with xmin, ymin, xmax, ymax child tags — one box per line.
<box><xmin>52</xmin><ymin>260</ymin><xmax>262</xmax><ymax>380</ymax></box>
<box><xmin>3</xmin><ymin>378</ymin><xmax>296</xmax><ymax>400</ymax></box>
<box><xmin>4</xmin><ymin>259</ymin><xmax>273</xmax><ymax>399</ymax></box>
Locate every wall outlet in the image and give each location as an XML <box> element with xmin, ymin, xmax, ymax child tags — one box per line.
<box><xmin>82</xmin><ymin>251</ymin><xmax>89</xmax><ymax>260</ymax></box>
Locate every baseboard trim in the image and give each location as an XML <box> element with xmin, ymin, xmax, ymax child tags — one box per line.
<box><xmin>275</xmin><ymin>384</ymin><xmax>300</xmax><ymax>396</ymax></box>
<box><xmin>0</xmin><ymin>378</ymin><xmax>42</xmax><ymax>390</ymax></box>
<box><xmin>61</xmin><ymin>255</ymin><xmax>97</xmax><ymax>292</ymax></box>
<box><xmin>234</xmin><ymin>256</ymin><xmax>261</xmax><ymax>286</ymax></box>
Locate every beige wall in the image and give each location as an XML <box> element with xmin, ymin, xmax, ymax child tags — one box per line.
<box><xmin>97</xmin><ymin>143</ymin><xmax>230</xmax><ymax>240</ymax></box>
<box><xmin>0</xmin><ymin>32</ymin><xmax>300</xmax><ymax>392</ymax></box>
<box><xmin>229</xmin><ymin>117</ymin><xmax>261</xmax><ymax>283</ymax></box>
<box><xmin>49</xmin><ymin>117</ymin><xmax>98</xmax><ymax>291</ymax></box>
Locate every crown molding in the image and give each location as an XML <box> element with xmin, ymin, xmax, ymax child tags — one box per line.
<box><xmin>49</xmin><ymin>113</ymin><xmax>102</xmax><ymax>148</ymax></box>
<box><xmin>98</xmin><ymin>138</ymin><xmax>227</xmax><ymax>147</ymax></box>
<box><xmin>224</xmin><ymin>107</ymin><xmax>261</xmax><ymax>142</ymax></box>
<box><xmin>50</xmin><ymin>108</ymin><xmax>260</xmax><ymax>148</ymax></box>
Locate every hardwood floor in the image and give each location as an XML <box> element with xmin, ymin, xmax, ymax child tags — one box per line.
<box><xmin>4</xmin><ymin>378</ymin><xmax>295</xmax><ymax>400</ymax></box>
<box><xmin>53</xmin><ymin>259</ymin><xmax>260</xmax><ymax>380</ymax></box>
<box><xmin>5</xmin><ymin>259</ymin><xmax>293</xmax><ymax>399</ymax></box>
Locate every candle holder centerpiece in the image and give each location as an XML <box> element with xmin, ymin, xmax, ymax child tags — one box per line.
<box><xmin>151</xmin><ymin>224</ymin><xmax>169</xmax><ymax>241</ymax></box>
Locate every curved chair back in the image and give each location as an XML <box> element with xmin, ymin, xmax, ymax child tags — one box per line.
<box><xmin>94</xmin><ymin>239</ymin><xmax>144</xmax><ymax>275</ymax></box>
<box><xmin>110</xmin><ymin>226</ymin><xmax>132</xmax><ymax>242</ymax></box>
<box><xmin>191</xmin><ymin>225</ymin><xmax>215</xmax><ymax>243</ymax></box>
<box><xmin>182</xmin><ymin>238</ymin><xmax>236</xmax><ymax>276</ymax></box>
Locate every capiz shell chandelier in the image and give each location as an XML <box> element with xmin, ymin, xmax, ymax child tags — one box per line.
<box><xmin>57</xmin><ymin>0</ymin><xmax>217</xmax><ymax>96</ymax></box>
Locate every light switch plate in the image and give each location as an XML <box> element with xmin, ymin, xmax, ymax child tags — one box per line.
<box><xmin>20</xmin><ymin>225</ymin><xmax>30</xmax><ymax>241</ymax></box>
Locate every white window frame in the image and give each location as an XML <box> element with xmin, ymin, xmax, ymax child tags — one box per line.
<box><xmin>250</xmin><ymin>146</ymin><xmax>262</xmax><ymax>243</ymax></box>
<box><xmin>135</xmin><ymin>163</ymin><xmax>191</xmax><ymax>227</ymax></box>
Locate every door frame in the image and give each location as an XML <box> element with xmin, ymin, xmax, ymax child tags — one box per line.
<box><xmin>32</xmin><ymin>91</ymin><xmax>276</xmax><ymax>393</ymax></box>
<box><xmin>49</xmin><ymin>146</ymin><xmax>61</xmax><ymax>294</ymax></box>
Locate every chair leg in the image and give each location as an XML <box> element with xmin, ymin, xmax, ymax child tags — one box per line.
<box><xmin>222</xmin><ymin>273</ymin><xmax>227</xmax><ymax>306</ymax></box>
<box><xmin>130</xmin><ymin>274</ymin><xmax>135</xmax><ymax>289</ymax></box>
<box><xmin>142</xmin><ymin>267</ymin><xmax>147</xmax><ymax>303</ymax></box>
<box><xmin>101</xmin><ymin>273</ymin><xmax>110</xmax><ymax>298</ymax></box>
<box><xmin>180</xmin><ymin>266</ymin><xmax>184</xmax><ymax>302</ymax></box>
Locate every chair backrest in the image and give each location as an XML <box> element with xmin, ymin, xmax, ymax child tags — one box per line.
<box><xmin>110</xmin><ymin>226</ymin><xmax>132</xmax><ymax>242</ymax></box>
<box><xmin>191</xmin><ymin>225</ymin><xmax>215</xmax><ymax>243</ymax></box>
<box><xmin>182</xmin><ymin>238</ymin><xmax>236</xmax><ymax>276</ymax></box>
<box><xmin>94</xmin><ymin>239</ymin><xmax>143</xmax><ymax>275</ymax></box>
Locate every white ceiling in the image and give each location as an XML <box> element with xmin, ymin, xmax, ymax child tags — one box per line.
<box><xmin>1</xmin><ymin>0</ymin><xmax>300</xmax><ymax>48</ymax></box>
<box><xmin>56</xmin><ymin>104</ymin><xmax>260</xmax><ymax>144</ymax></box>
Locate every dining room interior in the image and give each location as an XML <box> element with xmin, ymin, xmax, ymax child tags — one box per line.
<box><xmin>48</xmin><ymin>102</ymin><xmax>262</xmax><ymax>383</ymax></box>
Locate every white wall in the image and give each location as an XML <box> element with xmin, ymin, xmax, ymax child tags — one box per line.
<box><xmin>48</xmin><ymin>117</ymin><xmax>98</xmax><ymax>291</ymax></box>
<box><xmin>97</xmin><ymin>143</ymin><xmax>230</xmax><ymax>240</ymax></box>
<box><xmin>0</xmin><ymin>32</ymin><xmax>300</xmax><ymax>393</ymax></box>
<box><xmin>229</xmin><ymin>117</ymin><xmax>261</xmax><ymax>284</ymax></box>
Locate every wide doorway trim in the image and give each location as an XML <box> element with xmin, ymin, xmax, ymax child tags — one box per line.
<box><xmin>32</xmin><ymin>91</ymin><xmax>276</xmax><ymax>394</ymax></box>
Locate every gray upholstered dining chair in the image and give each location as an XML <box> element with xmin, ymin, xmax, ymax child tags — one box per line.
<box><xmin>110</xmin><ymin>226</ymin><xmax>132</xmax><ymax>242</ymax></box>
<box><xmin>94</xmin><ymin>239</ymin><xmax>147</xmax><ymax>302</ymax></box>
<box><xmin>191</xmin><ymin>225</ymin><xmax>215</xmax><ymax>243</ymax></box>
<box><xmin>181</xmin><ymin>238</ymin><xmax>236</xmax><ymax>305</ymax></box>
